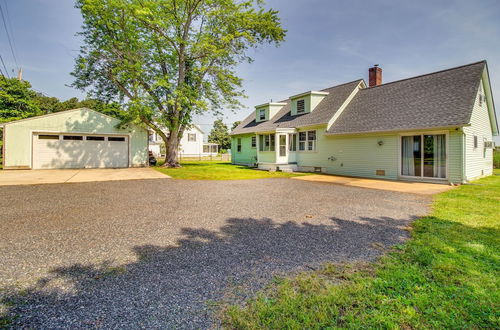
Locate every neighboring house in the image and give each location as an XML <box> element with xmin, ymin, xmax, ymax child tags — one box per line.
<box><xmin>231</xmin><ymin>61</ymin><xmax>498</xmax><ymax>184</ymax></box>
<box><xmin>149</xmin><ymin>125</ymin><xmax>219</xmax><ymax>157</ymax></box>
<box><xmin>1</xmin><ymin>108</ymin><xmax>148</xmax><ymax>169</ymax></box>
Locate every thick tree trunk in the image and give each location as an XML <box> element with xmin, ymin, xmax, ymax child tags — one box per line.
<box><xmin>163</xmin><ymin>129</ymin><xmax>181</xmax><ymax>167</ymax></box>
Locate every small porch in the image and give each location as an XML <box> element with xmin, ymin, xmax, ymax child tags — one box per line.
<box><xmin>256</xmin><ymin>128</ymin><xmax>302</xmax><ymax>172</ymax></box>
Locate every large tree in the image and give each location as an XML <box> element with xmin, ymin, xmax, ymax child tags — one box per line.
<box><xmin>208</xmin><ymin>119</ymin><xmax>230</xmax><ymax>150</ymax></box>
<box><xmin>71</xmin><ymin>0</ymin><xmax>285</xmax><ymax>167</ymax></box>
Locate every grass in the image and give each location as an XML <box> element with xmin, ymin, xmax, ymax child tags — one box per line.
<box><xmin>223</xmin><ymin>170</ymin><xmax>500</xmax><ymax>328</ymax></box>
<box><xmin>494</xmin><ymin>149</ymin><xmax>500</xmax><ymax>168</ymax></box>
<box><xmin>154</xmin><ymin>161</ymin><xmax>310</xmax><ymax>180</ymax></box>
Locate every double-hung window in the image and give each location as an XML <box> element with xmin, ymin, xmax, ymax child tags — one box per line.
<box><xmin>298</xmin><ymin>132</ymin><xmax>306</xmax><ymax>151</ymax></box>
<box><xmin>188</xmin><ymin>133</ymin><xmax>196</xmax><ymax>142</ymax></box>
<box><xmin>298</xmin><ymin>131</ymin><xmax>316</xmax><ymax>151</ymax></box>
<box><xmin>259</xmin><ymin>109</ymin><xmax>266</xmax><ymax>120</ymax></box>
<box><xmin>251</xmin><ymin>136</ymin><xmax>256</xmax><ymax>148</ymax></box>
<box><xmin>307</xmin><ymin>131</ymin><xmax>316</xmax><ymax>151</ymax></box>
<box><xmin>237</xmin><ymin>138</ymin><xmax>242</xmax><ymax>152</ymax></box>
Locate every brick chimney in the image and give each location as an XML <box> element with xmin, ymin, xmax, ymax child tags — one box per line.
<box><xmin>368</xmin><ymin>64</ymin><xmax>382</xmax><ymax>87</ymax></box>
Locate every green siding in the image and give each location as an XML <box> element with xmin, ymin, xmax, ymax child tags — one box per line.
<box><xmin>3</xmin><ymin>108</ymin><xmax>148</xmax><ymax>168</ymax></box>
<box><xmin>295</xmin><ymin>126</ymin><xmax>400</xmax><ymax>179</ymax></box>
<box><xmin>448</xmin><ymin>130</ymin><xmax>464</xmax><ymax>183</ymax></box>
<box><xmin>259</xmin><ymin>151</ymin><xmax>276</xmax><ymax>163</ymax></box>
<box><xmin>231</xmin><ymin>134</ymin><xmax>257</xmax><ymax>165</ymax></box>
<box><xmin>251</xmin><ymin>125</ymin><xmax>463</xmax><ymax>183</ymax></box>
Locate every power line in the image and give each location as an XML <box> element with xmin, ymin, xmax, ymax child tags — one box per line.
<box><xmin>2</xmin><ymin>0</ymin><xmax>16</xmax><ymax>53</ymax></box>
<box><xmin>0</xmin><ymin>1</ymin><xmax>18</xmax><ymax>69</ymax></box>
<box><xmin>0</xmin><ymin>52</ymin><xmax>9</xmax><ymax>78</ymax></box>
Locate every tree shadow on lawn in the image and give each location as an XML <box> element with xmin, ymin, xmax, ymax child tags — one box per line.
<box><xmin>1</xmin><ymin>215</ymin><xmax>418</xmax><ymax>328</ymax></box>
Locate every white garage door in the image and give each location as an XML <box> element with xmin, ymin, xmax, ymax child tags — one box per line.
<box><xmin>32</xmin><ymin>133</ymin><xmax>129</xmax><ymax>169</ymax></box>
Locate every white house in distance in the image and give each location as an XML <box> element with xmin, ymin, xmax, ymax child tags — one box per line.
<box><xmin>149</xmin><ymin>125</ymin><xmax>219</xmax><ymax>157</ymax></box>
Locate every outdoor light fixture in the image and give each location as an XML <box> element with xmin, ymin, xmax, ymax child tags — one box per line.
<box><xmin>378</xmin><ymin>140</ymin><xmax>384</xmax><ymax>146</ymax></box>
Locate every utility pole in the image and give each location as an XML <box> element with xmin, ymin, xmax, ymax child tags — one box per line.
<box><xmin>17</xmin><ymin>67</ymin><xmax>22</xmax><ymax>80</ymax></box>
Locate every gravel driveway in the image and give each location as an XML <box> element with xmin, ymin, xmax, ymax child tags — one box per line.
<box><xmin>0</xmin><ymin>178</ymin><xmax>430</xmax><ymax>328</ymax></box>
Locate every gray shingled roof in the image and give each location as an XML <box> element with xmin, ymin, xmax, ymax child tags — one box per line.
<box><xmin>327</xmin><ymin>61</ymin><xmax>486</xmax><ymax>135</ymax></box>
<box><xmin>231</xmin><ymin>80</ymin><xmax>362</xmax><ymax>135</ymax></box>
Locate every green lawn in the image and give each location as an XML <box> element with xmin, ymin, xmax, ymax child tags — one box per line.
<box><xmin>154</xmin><ymin>161</ymin><xmax>310</xmax><ymax>180</ymax></box>
<box><xmin>223</xmin><ymin>170</ymin><xmax>500</xmax><ymax>328</ymax></box>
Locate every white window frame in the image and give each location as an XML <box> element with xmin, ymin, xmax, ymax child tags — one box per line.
<box><xmin>398</xmin><ymin>131</ymin><xmax>449</xmax><ymax>180</ymax></box>
<box><xmin>188</xmin><ymin>133</ymin><xmax>196</xmax><ymax>142</ymax></box>
<box><xmin>237</xmin><ymin>138</ymin><xmax>242</xmax><ymax>152</ymax></box>
<box><xmin>259</xmin><ymin>109</ymin><xmax>266</xmax><ymax>120</ymax></box>
<box><xmin>297</xmin><ymin>130</ymin><xmax>316</xmax><ymax>152</ymax></box>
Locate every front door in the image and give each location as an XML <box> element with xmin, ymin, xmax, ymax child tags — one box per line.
<box><xmin>276</xmin><ymin>134</ymin><xmax>288</xmax><ymax>164</ymax></box>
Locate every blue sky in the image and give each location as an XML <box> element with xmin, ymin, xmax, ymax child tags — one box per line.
<box><xmin>1</xmin><ymin>0</ymin><xmax>499</xmax><ymax>138</ymax></box>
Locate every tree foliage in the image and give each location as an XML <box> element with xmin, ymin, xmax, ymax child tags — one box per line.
<box><xmin>0</xmin><ymin>77</ymin><xmax>41</xmax><ymax>124</ymax></box>
<box><xmin>208</xmin><ymin>119</ymin><xmax>231</xmax><ymax>150</ymax></box>
<box><xmin>231</xmin><ymin>120</ymin><xmax>241</xmax><ymax>130</ymax></box>
<box><xmin>0</xmin><ymin>77</ymin><xmax>124</xmax><ymax>124</ymax></box>
<box><xmin>72</xmin><ymin>0</ymin><xmax>285</xmax><ymax>166</ymax></box>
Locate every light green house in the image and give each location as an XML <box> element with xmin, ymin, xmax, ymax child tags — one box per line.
<box><xmin>1</xmin><ymin>108</ymin><xmax>148</xmax><ymax>169</ymax></box>
<box><xmin>231</xmin><ymin>61</ymin><xmax>498</xmax><ymax>184</ymax></box>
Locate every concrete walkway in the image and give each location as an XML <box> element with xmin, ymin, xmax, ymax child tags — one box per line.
<box><xmin>293</xmin><ymin>174</ymin><xmax>455</xmax><ymax>195</ymax></box>
<box><xmin>0</xmin><ymin>168</ymin><xmax>170</xmax><ymax>186</ymax></box>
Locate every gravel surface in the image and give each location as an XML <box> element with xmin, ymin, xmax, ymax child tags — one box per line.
<box><xmin>0</xmin><ymin>178</ymin><xmax>430</xmax><ymax>328</ymax></box>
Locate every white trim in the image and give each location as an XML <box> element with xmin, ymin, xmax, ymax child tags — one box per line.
<box><xmin>254</xmin><ymin>102</ymin><xmax>287</xmax><ymax>109</ymax></box>
<box><xmin>290</xmin><ymin>90</ymin><xmax>329</xmax><ymax>100</ymax></box>
<box><xmin>2</xmin><ymin>108</ymin><xmax>125</xmax><ymax>127</ymax></box>
<box><xmin>326</xmin><ymin>81</ymin><xmax>363</xmax><ymax>130</ymax></box>
<box><xmin>397</xmin><ymin>131</ymin><xmax>449</xmax><ymax>181</ymax></box>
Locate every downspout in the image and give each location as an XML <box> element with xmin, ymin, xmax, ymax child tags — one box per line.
<box><xmin>256</xmin><ymin>134</ymin><xmax>260</xmax><ymax>165</ymax></box>
<box><xmin>147</xmin><ymin>130</ymin><xmax>150</xmax><ymax>167</ymax></box>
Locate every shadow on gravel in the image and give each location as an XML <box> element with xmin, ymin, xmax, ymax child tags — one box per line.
<box><xmin>1</xmin><ymin>216</ymin><xmax>412</xmax><ymax>328</ymax></box>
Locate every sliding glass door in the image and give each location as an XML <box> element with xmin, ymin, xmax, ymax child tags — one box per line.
<box><xmin>401</xmin><ymin>134</ymin><xmax>446</xmax><ymax>179</ymax></box>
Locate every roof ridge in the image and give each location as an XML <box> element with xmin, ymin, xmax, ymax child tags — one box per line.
<box><xmin>319</xmin><ymin>79</ymin><xmax>364</xmax><ymax>92</ymax></box>
<box><xmin>363</xmin><ymin>60</ymin><xmax>486</xmax><ymax>90</ymax></box>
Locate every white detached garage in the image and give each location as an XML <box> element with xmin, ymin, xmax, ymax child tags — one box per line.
<box><xmin>1</xmin><ymin>108</ymin><xmax>148</xmax><ymax>170</ymax></box>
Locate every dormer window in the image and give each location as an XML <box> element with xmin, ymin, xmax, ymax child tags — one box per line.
<box><xmin>259</xmin><ymin>109</ymin><xmax>266</xmax><ymax>120</ymax></box>
<box><xmin>297</xmin><ymin>99</ymin><xmax>305</xmax><ymax>113</ymax></box>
